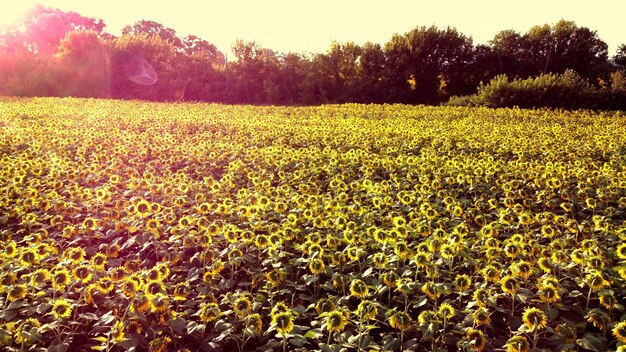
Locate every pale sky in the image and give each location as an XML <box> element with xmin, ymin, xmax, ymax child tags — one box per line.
<box><xmin>0</xmin><ymin>0</ymin><xmax>623</xmax><ymax>56</ymax></box>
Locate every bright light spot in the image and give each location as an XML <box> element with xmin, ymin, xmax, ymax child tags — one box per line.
<box><xmin>0</xmin><ymin>3</ymin><xmax>31</xmax><ymax>27</ymax></box>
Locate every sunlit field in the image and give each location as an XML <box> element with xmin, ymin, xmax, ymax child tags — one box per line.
<box><xmin>1</xmin><ymin>97</ymin><xmax>626</xmax><ymax>352</ymax></box>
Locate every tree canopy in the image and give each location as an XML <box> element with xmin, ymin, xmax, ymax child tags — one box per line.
<box><xmin>0</xmin><ymin>5</ymin><xmax>623</xmax><ymax>106</ymax></box>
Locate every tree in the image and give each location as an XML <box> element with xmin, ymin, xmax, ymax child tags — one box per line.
<box><xmin>109</xmin><ymin>33</ymin><xmax>179</xmax><ymax>100</ymax></box>
<box><xmin>385</xmin><ymin>26</ymin><xmax>474</xmax><ymax>104</ymax></box>
<box><xmin>55</xmin><ymin>30</ymin><xmax>109</xmax><ymax>97</ymax></box>
<box><xmin>523</xmin><ymin>20</ymin><xmax>608</xmax><ymax>82</ymax></box>
<box><xmin>614</xmin><ymin>44</ymin><xmax>626</xmax><ymax>70</ymax></box>
<box><xmin>21</xmin><ymin>4</ymin><xmax>105</xmax><ymax>57</ymax></box>
<box><xmin>122</xmin><ymin>20</ymin><xmax>182</xmax><ymax>51</ymax></box>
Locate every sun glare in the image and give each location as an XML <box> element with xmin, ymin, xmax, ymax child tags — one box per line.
<box><xmin>0</xmin><ymin>3</ymin><xmax>31</xmax><ymax>28</ymax></box>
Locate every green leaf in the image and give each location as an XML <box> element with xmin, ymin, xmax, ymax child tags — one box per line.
<box><xmin>576</xmin><ymin>333</ymin><xmax>605</xmax><ymax>352</ymax></box>
<box><xmin>303</xmin><ymin>274</ymin><xmax>319</xmax><ymax>285</ymax></box>
<box><xmin>304</xmin><ymin>329</ymin><xmax>323</xmax><ymax>339</ymax></box>
<box><xmin>167</xmin><ymin>317</ymin><xmax>187</xmax><ymax>334</ymax></box>
<box><xmin>290</xmin><ymin>335</ymin><xmax>307</xmax><ymax>347</ymax></box>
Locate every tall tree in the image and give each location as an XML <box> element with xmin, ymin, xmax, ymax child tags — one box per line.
<box><xmin>55</xmin><ymin>30</ymin><xmax>109</xmax><ymax>97</ymax></box>
<box><xmin>21</xmin><ymin>4</ymin><xmax>105</xmax><ymax>56</ymax></box>
<box><xmin>523</xmin><ymin>20</ymin><xmax>608</xmax><ymax>81</ymax></box>
<box><xmin>122</xmin><ymin>20</ymin><xmax>182</xmax><ymax>51</ymax></box>
<box><xmin>614</xmin><ymin>44</ymin><xmax>626</xmax><ymax>70</ymax></box>
<box><xmin>385</xmin><ymin>26</ymin><xmax>474</xmax><ymax>104</ymax></box>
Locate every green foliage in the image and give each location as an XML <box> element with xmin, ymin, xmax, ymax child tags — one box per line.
<box><xmin>447</xmin><ymin>70</ymin><xmax>626</xmax><ymax>110</ymax></box>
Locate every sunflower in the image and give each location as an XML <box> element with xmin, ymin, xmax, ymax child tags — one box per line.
<box><xmin>325</xmin><ymin>308</ymin><xmax>349</xmax><ymax>333</ymax></box>
<box><xmin>271</xmin><ymin>302</ymin><xmax>290</xmax><ymax>318</ymax></box>
<box><xmin>454</xmin><ymin>274</ymin><xmax>472</xmax><ymax>291</ymax></box>
<box><xmin>612</xmin><ymin>321</ymin><xmax>626</xmax><ymax>344</ymax></box>
<box><xmin>96</xmin><ymin>277</ymin><xmax>115</xmax><ymax>294</ymax></box>
<box><xmin>586</xmin><ymin>271</ymin><xmax>610</xmax><ymax>291</ymax></box>
<box><xmin>273</xmin><ymin>311</ymin><xmax>295</xmax><ymax>335</ymax></box>
<box><xmin>473</xmin><ymin>288</ymin><xmax>489</xmax><ymax>307</ymax></box>
<box><xmin>388</xmin><ymin>310</ymin><xmax>412</xmax><ymax>331</ymax></box>
<box><xmin>4</xmin><ymin>241</ymin><xmax>17</xmax><ymax>257</ymax></box>
<box><xmin>52</xmin><ymin>269</ymin><xmax>71</xmax><ymax>291</ymax></box>
<box><xmin>417</xmin><ymin>310</ymin><xmax>438</xmax><ymax>325</ymax></box>
<box><xmin>466</xmin><ymin>328</ymin><xmax>487</xmax><ymax>351</ymax></box>
<box><xmin>72</xmin><ymin>265</ymin><xmax>92</xmax><ymax>284</ymax></box>
<box><xmin>505</xmin><ymin>335</ymin><xmax>530</xmax><ymax>352</ymax></box>
<box><xmin>537</xmin><ymin>257</ymin><xmax>554</xmax><ymax>274</ymax></box>
<box><xmin>382</xmin><ymin>271</ymin><xmax>400</xmax><ymax>287</ymax></box>
<box><xmin>111</xmin><ymin>319</ymin><xmax>125</xmax><ymax>343</ymax></box>
<box><xmin>149</xmin><ymin>336</ymin><xmax>172</xmax><ymax>352</ymax></box>
<box><xmin>357</xmin><ymin>300</ymin><xmax>378</xmax><ymax>321</ymax></box>
<box><xmin>372</xmin><ymin>252</ymin><xmax>387</xmax><ymax>269</ymax></box>
<box><xmin>522</xmin><ymin>307</ymin><xmax>547</xmax><ymax>331</ymax></box>
<box><xmin>246</xmin><ymin>313</ymin><xmax>263</xmax><ymax>335</ymax></box>
<box><xmin>586</xmin><ymin>308</ymin><xmax>610</xmax><ymax>330</ymax></box>
<box><xmin>110</xmin><ymin>267</ymin><xmax>128</xmax><ymax>282</ymax></box>
<box><xmin>199</xmin><ymin>302</ymin><xmax>220</xmax><ymax>322</ymax></box>
<box><xmin>52</xmin><ymin>298</ymin><xmax>73</xmax><ymax>319</ymax></box>
<box><xmin>233</xmin><ymin>296</ymin><xmax>252</xmax><ymax>317</ymax></box>
<box><xmin>15</xmin><ymin>317</ymin><xmax>41</xmax><ymax>345</ymax></box>
<box><xmin>29</xmin><ymin>268</ymin><xmax>50</xmax><ymax>287</ymax></box>
<box><xmin>309</xmin><ymin>258</ymin><xmax>326</xmax><ymax>275</ymax></box>
<box><xmin>481</xmin><ymin>265</ymin><xmax>500</xmax><ymax>283</ymax></box>
<box><xmin>350</xmin><ymin>279</ymin><xmax>369</xmax><ymax>299</ymax></box>
<box><xmin>538</xmin><ymin>285</ymin><xmax>560</xmax><ymax>303</ymax></box>
<box><xmin>598</xmin><ymin>290</ymin><xmax>617</xmax><ymax>310</ymax></box>
<box><xmin>105</xmin><ymin>243</ymin><xmax>120</xmax><ymax>259</ymax></box>
<box><xmin>145</xmin><ymin>281</ymin><xmax>166</xmax><ymax>297</ymax></box>
<box><xmin>7</xmin><ymin>284</ymin><xmax>27</xmax><ymax>302</ymax></box>
<box><xmin>472</xmin><ymin>307</ymin><xmax>491</xmax><ymax>327</ymax></box>
<box><xmin>422</xmin><ymin>281</ymin><xmax>440</xmax><ymax>300</ymax></box>
<box><xmin>438</xmin><ymin>302</ymin><xmax>455</xmax><ymax>320</ymax></box>
<box><xmin>616</xmin><ymin>244</ymin><xmax>626</xmax><ymax>260</ymax></box>
<box><xmin>121</xmin><ymin>278</ymin><xmax>141</xmax><ymax>298</ymax></box>
<box><xmin>511</xmin><ymin>261</ymin><xmax>533</xmax><ymax>279</ymax></box>
<box><xmin>19</xmin><ymin>249</ymin><xmax>39</xmax><ymax>266</ymax></box>
<box><xmin>82</xmin><ymin>217</ymin><xmax>98</xmax><ymax>231</ymax></box>
<box><xmin>500</xmin><ymin>275</ymin><xmax>519</xmax><ymax>295</ymax></box>
<box><xmin>91</xmin><ymin>253</ymin><xmax>107</xmax><ymax>271</ymax></box>
<box><xmin>149</xmin><ymin>293</ymin><xmax>169</xmax><ymax>313</ymax></box>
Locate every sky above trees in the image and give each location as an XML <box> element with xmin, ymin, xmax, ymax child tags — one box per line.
<box><xmin>0</xmin><ymin>0</ymin><xmax>623</xmax><ymax>56</ymax></box>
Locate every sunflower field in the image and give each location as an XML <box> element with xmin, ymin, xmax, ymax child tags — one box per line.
<box><xmin>1</xmin><ymin>97</ymin><xmax>626</xmax><ymax>352</ymax></box>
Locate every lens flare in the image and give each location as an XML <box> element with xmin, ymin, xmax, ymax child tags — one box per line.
<box><xmin>127</xmin><ymin>57</ymin><xmax>157</xmax><ymax>85</ymax></box>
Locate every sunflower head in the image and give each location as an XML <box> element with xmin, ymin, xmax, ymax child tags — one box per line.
<box><xmin>438</xmin><ymin>302</ymin><xmax>455</xmax><ymax>320</ymax></box>
<box><xmin>324</xmin><ymin>308</ymin><xmax>349</xmax><ymax>333</ymax></box>
<box><xmin>472</xmin><ymin>307</ymin><xmax>491</xmax><ymax>327</ymax></box>
<box><xmin>246</xmin><ymin>313</ymin><xmax>263</xmax><ymax>335</ymax></box>
<box><xmin>612</xmin><ymin>321</ymin><xmax>626</xmax><ymax>344</ymax></box>
<box><xmin>349</xmin><ymin>279</ymin><xmax>369</xmax><ymax>299</ymax></box>
<box><xmin>465</xmin><ymin>328</ymin><xmax>487</xmax><ymax>351</ymax></box>
<box><xmin>199</xmin><ymin>302</ymin><xmax>220</xmax><ymax>322</ymax></box>
<box><xmin>315</xmin><ymin>298</ymin><xmax>336</xmax><ymax>315</ymax></box>
<box><xmin>233</xmin><ymin>296</ymin><xmax>252</xmax><ymax>317</ymax></box>
<box><xmin>52</xmin><ymin>298</ymin><xmax>73</xmax><ymax>319</ymax></box>
<box><xmin>357</xmin><ymin>300</ymin><xmax>378</xmax><ymax>321</ymax></box>
<box><xmin>505</xmin><ymin>335</ymin><xmax>530</xmax><ymax>352</ymax></box>
<box><xmin>522</xmin><ymin>307</ymin><xmax>547</xmax><ymax>331</ymax></box>
<box><xmin>388</xmin><ymin>310</ymin><xmax>412</xmax><ymax>331</ymax></box>
<box><xmin>309</xmin><ymin>258</ymin><xmax>326</xmax><ymax>275</ymax></box>
<box><xmin>500</xmin><ymin>275</ymin><xmax>519</xmax><ymax>295</ymax></box>
<box><xmin>454</xmin><ymin>274</ymin><xmax>472</xmax><ymax>291</ymax></box>
<box><xmin>273</xmin><ymin>311</ymin><xmax>295</xmax><ymax>335</ymax></box>
<box><xmin>7</xmin><ymin>284</ymin><xmax>28</xmax><ymax>302</ymax></box>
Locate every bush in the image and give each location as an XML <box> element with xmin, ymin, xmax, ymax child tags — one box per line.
<box><xmin>447</xmin><ymin>70</ymin><xmax>626</xmax><ymax>110</ymax></box>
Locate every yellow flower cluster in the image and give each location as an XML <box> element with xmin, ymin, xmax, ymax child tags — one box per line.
<box><xmin>1</xmin><ymin>98</ymin><xmax>626</xmax><ymax>351</ymax></box>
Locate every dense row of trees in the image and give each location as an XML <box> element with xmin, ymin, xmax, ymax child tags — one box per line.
<box><xmin>1</xmin><ymin>5</ymin><xmax>625</xmax><ymax>105</ymax></box>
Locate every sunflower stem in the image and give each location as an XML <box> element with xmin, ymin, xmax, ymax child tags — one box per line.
<box><xmin>585</xmin><ymin>287</ymin><xmax>593</xmax><ymax>311</ymax></box>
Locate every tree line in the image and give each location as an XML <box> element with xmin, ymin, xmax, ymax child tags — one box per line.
<box><xmin>1</xmin><ymin>5</ymin><xmax>625</xmax><ymax>105</ymax></box>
